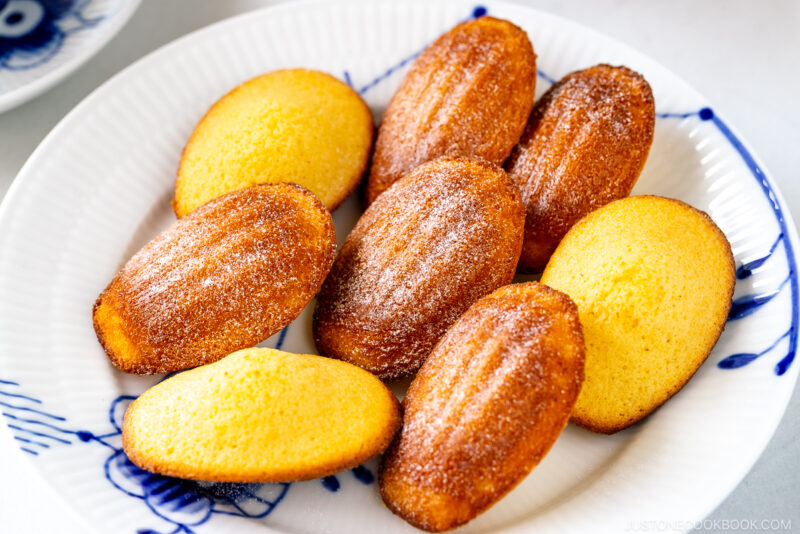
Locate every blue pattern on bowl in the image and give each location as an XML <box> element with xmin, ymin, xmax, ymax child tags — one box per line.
<box><xmin>0</xmin><ymin>0</ymin><xmax>103</xmax><ymax>71</ymax></box>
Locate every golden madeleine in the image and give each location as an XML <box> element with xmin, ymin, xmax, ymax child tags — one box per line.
<box><xmin>541</xmin><ymin>196</ymin><xmax>735</xmax><ymax>433</ymax></box>
<box><xmin>123</xmin><ymin>347</ymin><xmax>400</xmax><ymax>482</ymax></box>
<box><xmin>175</xmin><ymin>68</ymin><xmax>373</xmax><ymax>216</ymax></box>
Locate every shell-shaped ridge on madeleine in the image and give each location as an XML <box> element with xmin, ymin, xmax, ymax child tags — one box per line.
<box><xmin>314</xmin><ymin>156</ymin><xmax>525</xmax><ymax>381</ymax></box>
<box><xmin>94</xmin><ymin>183</ymin><xmax>336</xmax><ymax>375</ymax></box>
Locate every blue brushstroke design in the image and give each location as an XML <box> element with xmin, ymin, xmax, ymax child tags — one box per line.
<box><xmin>352</xmin><ymin>465</ymin><xmax>375</xmax><ymax>484</ymax></box>
<box><xmin>0</xmin><ymin>399</ymin><xmax>65</xmax><ymax>420</ymax></box>
<box><xmin>14</xmin><ymin>435</ymin><xmax>50</xmax><ymax>448</ymax></box>
<box><xmin>3</xmin><ymin>411</ymin><xmax>76</xmax><ymax>434</ymax></box>
<box><xmin>343</xmin><ymin>5</ymin><xmax>487</xmax><ymax>95</ymax></box>
<box><xmin>109</xmin><ymin>394</ymin><xmax>136</xmax><ymax>433</ymax></box>
<box><xmin>537</xmin><ymin>68</ymin><xmax>556</xmax><ymax>85</ymax></box>
<box><xmin>728</xmin><ymin>277</ymin><xmax>790</xmax><ymax>321</ymax></box>
<box><xmin>719</xmin><ymin>329</ymin><xmax>792</xmax><ymax>369</ymax></box>
<box><xmin>344</xmin><ymin>50</ymin><xmax>421</xmax><ymax>96</ymax></box>
<box><xmin>0</xmin><ymin>388</ymin><xmax>42</xmax><ymax>402</ymax></box>
<box><xmin>321</xmin><ymin>475</ymin><xmax>340</xmax><ymax>492</ymax></box>
<box><xmin>698</xmin><ymin>107</ymin><xmax>798</xmax><ymax>375</ymax></box>
<box><xmin>656</xmin><ymin>110</ymin><xmax>700</xmax><ymax>120</ymax></box>
<box><xmin>775</xmin><ymin>350</ymin><xmax>795</xmax><ymax>376</ymax></box>
<box><xmin>7</xmin><ymin>423</ymin><xmax>71</xmax><ymax>444</ymax></box>
<box><xmin>737</xmin><ymin>234</ymin><xmax>783</xmax><ymax>279</ymax></box>
<box><xmin>322</xmin><ymin>465</ymin><xmax>376</xmax><ymax>491</ymax></box>
<box><xmin>274</xmin><ymin>326</ymin><xmax>289</xmax><ymax>351</ymax></box>
<box><xmin>647</xmin><ymin>105</ymin><xmax>797</xmax><ymax>375</ymax></box>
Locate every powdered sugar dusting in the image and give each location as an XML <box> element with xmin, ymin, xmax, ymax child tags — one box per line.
<box><xmin>380</xmin><ymin>283</ymin><xmax>585</xmax><ymax>530</ymax></box>
<box><xmin>313</xmin><ymin>157</ymin><xmax>524</xmax><ymax>380</ymax></box>
<box><xmin>366</xmin><ymin>16</ymin><xmax>537</xmax><ymax>202</ymax></box>
<box><xmin>95</xmin><ymin>183</ymin><xmax>336</xmax><ymax>374</ymax></box>
<box><xmin>506</xmin><ymin>64</ymin><xmax>655</xmax><ymax>271</ymax></box>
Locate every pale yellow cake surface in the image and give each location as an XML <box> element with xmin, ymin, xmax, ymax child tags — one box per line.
<box><xmin>122</xmin><ymin>347</ymin><xmax>400</xmax><ymax>482</ymax></box>
<box><xmin>541</xmin><ymin>195</ymin><xmax>734</xmax><ymax>433</ymax></box>
<box><xmin>175</xmin><ymin>68</ymin><xmax>374</xmax><ymax>216</ymax></box>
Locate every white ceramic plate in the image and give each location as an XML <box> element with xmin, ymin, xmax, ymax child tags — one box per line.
<box><xmin>0</xmin><ymin>1</ymin><xmax>797</xmax><ymax>533</ymax></box>
<box><xmin>0</xmin><ymin>0</ymin><xmax>139</xmax><ymax>113</ymax></box>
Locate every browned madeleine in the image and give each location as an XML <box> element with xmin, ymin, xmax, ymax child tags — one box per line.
<box><xmin>506</xmin><ymin>64</ymin><xmax>655</xmax><ymax>272</ymax></box>
<box><xmin>313</xmin><ymin>156</ymin><xmax>524</xmax><ymax>380</ymax></box>
<box><xmin>93</xmin><ymin>183</ymin><xmax>336</xmax><ymax>374</ymax></box>
<box><xmin>380</xmin><ymin>282</ymin><xmax>585</xmax><ymax>532</ymax></box>
<box><xmin>365</xmin><ymin>16</ymin><xmax>536</xmax><ymax>203</ymax></box>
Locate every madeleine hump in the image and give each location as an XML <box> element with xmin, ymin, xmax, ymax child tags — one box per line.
<box><xmin>175</xmin><ymin>68</ymin><xmax>374</xmax><ymax>216</ymax></box>
<box><xmin>506</xmin><ymin>64</ymin><xmax>655</xmax><ymax>272</ymax></box>
<box><xmin>541</xmin><ymin>196</ymin><xmax>735</xmax><ymax>433</ymax></box>
<box><xmin>380</xmin><ymin>282</ymin><xmax>585</xmax><ymax>532</ymax></box>
<box><xmin>93</xmin><ymin>183</ymin><xmax>336</xmax><ymax>374</ymax></box>
<box><xmin>122</xmin><ymin>347</ymin><xmax>401</xmax><ymax>482</ymax></box>
<box><xmin>313</xmin><ymin>156</ymin><xmax>525</xmax><ymax>380</ymax></box>
<box><xmin>365</xmin><ymin>16</ymin><xmax>536</xmax><ymax>203</ymax></box>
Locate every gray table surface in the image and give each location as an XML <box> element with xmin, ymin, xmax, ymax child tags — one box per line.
<box><xmin>0</xmin><ymin>1</ymin><xmax>797</xmax><ymax>532</ymax></box>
